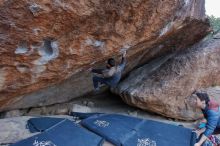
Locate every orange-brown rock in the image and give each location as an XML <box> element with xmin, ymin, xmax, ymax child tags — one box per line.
<box><xmin>0</xmin><ymin>0</ymin><xmax>210</xmax><ymax>111</ymax></box>
<box><xmin>113</xmin><ymin>35</ymin><xmax>220</xmax><ymax>120</ymax></box>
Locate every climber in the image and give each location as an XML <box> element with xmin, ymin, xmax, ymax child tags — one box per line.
<box><xmin>193</xmin><ymin>92</ymin><xmax>220</xmax><ymax>146</ymax></box>
<box><xmin>91</xmin><ymin>51</ymin><xmax>127</xmax><ymax>91</ymax></box>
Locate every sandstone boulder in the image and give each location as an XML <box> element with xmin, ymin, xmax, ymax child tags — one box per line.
<box><xmin>0</xmin><ymin>0</ymin><xmax>210</xmax><ymax>111</ymax></box>
<box><xmin>113</xmin><ymin>35</ymin><xmax>220</xmax><ymax>120</ymax></box>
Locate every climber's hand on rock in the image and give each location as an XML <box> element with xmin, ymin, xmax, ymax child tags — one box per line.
<box><xmin>122</xmin><ymin>51</ymin><xmax>127</xmax><ymax>58</ymax></box>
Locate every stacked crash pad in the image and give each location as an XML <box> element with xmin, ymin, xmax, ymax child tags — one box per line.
<box><xmin>81</xmin><ymin>114</ymin><xmax>197</xmax><ymax>146</ymax></box>
<box><xmin>27</xmin><ymin>117</ymin><xmax>65</xmax><ymax>133</ymax></box>
<box><xmin>11</xmin><ymin>114</ymin><xmax>196</xmax><ymax>146</ymax></box>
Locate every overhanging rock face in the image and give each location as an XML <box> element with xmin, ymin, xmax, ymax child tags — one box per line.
<box><xmin>0</xmin><ymin>0</ymin><xmax>210</xmax><ymax>111</ymax></box>
<box><xmin>113</xmin><ymin>35</ymin><xmax>220</xmax><ymax>120</ymax></box>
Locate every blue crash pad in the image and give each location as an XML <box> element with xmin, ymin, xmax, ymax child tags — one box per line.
<box><xmin>27</xmin><ymin>117</ymin><xmax>65</xmax><ymax>133</ymax></box>
<box><xmin>81</xmin><ymin>114</ymin><xmax>196</xmax><ymax>146</ymax></box>
<box><xmin>11</xmin><ymin>119</ymin><xmax>103</xmax><ymax>146</ymax></box>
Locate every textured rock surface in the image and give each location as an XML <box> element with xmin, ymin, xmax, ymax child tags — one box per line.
<box><xmin>0</xmin><ymin>0</ymin><xmax>210</xmax><ymax>111</ymax></box>
<box><xmin>113</xmin><ymin>36</ymin><xmax>220</xmax><ymax>120</ymax></box>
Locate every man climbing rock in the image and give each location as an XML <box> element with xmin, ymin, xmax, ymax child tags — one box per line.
<box><xmin>91</xmin><ymin>51</ymin><xmax>126</xmax><ymax>91</ymax></box>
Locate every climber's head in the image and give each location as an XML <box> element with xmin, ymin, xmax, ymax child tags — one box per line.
<box><xmin>107</xmin><ymin>58</ymin><xmax>115</xmax><ymax>68</ymax></box>
<box><xmin>195</xmin><ymin>92</ymin><xmax>210</xmax><ymax>109</ymax></box>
